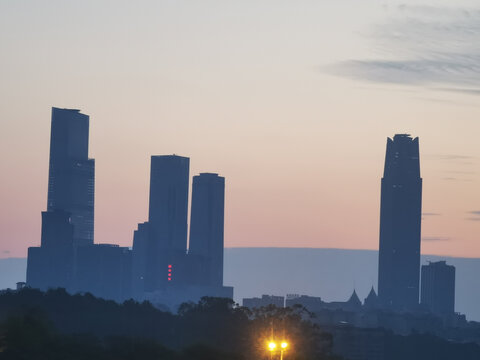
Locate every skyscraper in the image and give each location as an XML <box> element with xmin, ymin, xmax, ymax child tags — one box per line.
<box><xmin>421</xmin><ymin>261</ymin><xmax>455</xmax><ymax>315</ymax></box>
<box><xmin>47</xmin><ymin>108</ymin><xmax>95</xmax><ymax>247</ymax></box>
<box><xmin>145</xmin><ymin>155</ymin><xmax>190</xmax><ymax>291</ymax></box>
<box><xmin>378</xmin><ymin>134</ymin><xmax>422</xmax><ymax>311</ymax></box>
<box><xmin>189</xmin><ymin>173</ymin><xmax>225</xmax><ymax>287</ymax></box>
<box><xmin>27</xmin><ymin>108</ymin><xmax>94</xmax><ymax>291</ymax></box>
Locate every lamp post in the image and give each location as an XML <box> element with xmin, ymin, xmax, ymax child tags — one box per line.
<box><xmin>280</xmin><ymin>342</ymin><xmax>288</xmax><ymax>360</ymax></box>
<box><xmin>268</xmin><ymin>341</ymin><xmax>276</xmax><ymax>360</ymax></box>
<box><xmin>266</xmin><ymin>341</ymin><xmax>288</xmax><ymax>360</ymax></box>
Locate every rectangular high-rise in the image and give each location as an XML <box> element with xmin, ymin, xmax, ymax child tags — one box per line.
<box><xmin>145</xmin><ymin>155</ymin><xmax>189</xmax><ymax>291</ymax></box>
<box><xmin>189</xmin><ymin>173</ymin><xmax>225</xmax><ymax>287</ymax></box>
<box><xmin>47</xmin><ymin>107</ymin><xmax>95</xmax><ymax>247</ymax></box>
<box><xmin>421</xmin><ymin>261</ymin><xmax>455</xmax><ymax>314</ymax></box>
<box><xmin>378</xmin><ymin>134</ymin><xmax>422</xmax><ymax>311</ymax></box>
<box><xmin>26</xmin><ymin>210</ymin><xmax>75</xmax><ymax>290</ymax></box>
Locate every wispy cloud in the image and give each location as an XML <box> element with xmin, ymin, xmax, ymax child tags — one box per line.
<box><xmin>436</xmin><ymin>87</ymin><xmax>480</xmax><ymax>95</ymax></box>
<box><xmin>466</xmin><ymin>211</ymin><xmax>480</xmax><ymax>221</ymax></box>
<box><xmin>424</xmin><ymin>154</ymin><xmax>476</xmax><ymax>162</ymax></box>
<box><xmin>328</xmin><ymin>5</ymin><xmax>480</xmax><ymax>94</ymax></box>
<box><xmin>413</xmin><ymin>96</ymin><xmax>477</xmax><ymax>107</ymax></box>
<box><xmin>422</xmin><ymin>236</ymin><xmax>451</xmax><ymax>242</ymax></box>
<box><xmin>422</xmin><ymin>212</ymin><xmax>441</xmax><ymax>220</ymax></box>
<box><xmin>444</xmin><ymin>170</ymin><xmax>476</xmax><ymax>174</ymax></box>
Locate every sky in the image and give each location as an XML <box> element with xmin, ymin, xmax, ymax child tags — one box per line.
<box><xmin>0</xmin><ymin>0</ymin><xmax>479</xmax><ymax>259</ymax></box>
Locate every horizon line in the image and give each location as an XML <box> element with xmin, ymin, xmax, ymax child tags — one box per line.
<box><xmin>3</xmin><ymin>246</ymin><xmax>480</xmax><ymax>260</ymax></box>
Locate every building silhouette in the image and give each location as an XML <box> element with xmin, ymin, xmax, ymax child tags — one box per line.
<box><xmin>324</xmin><ymin>290</ymin><xmax>363</xmax><ymax>312</ymax></box>
<box><xmin>132</xmin><ymin>222</ymin><xmax>150</xmax><ymax>297</ymax></box>
<box><xmin>75</xmin><ymin>244</ymin><xmax>132</xmax><ymax>302</ymax></box>
<box><xmin>27</xmin><ymin>107</ymin><xmax>94</xmax><ymax>290</ymax></box>
<box><xmin>286</xmin><ymin>294</ymin><xmax>323</xmax><ymax>311</ymax></box>
<box><xmin>189</xmin><ymin>173</ymin><xmax>225</xmax><ymax>287</ymax></box>
<box><xmin>242</xmin><ymin>295</ymin><xmax>285</xmax><ymax>308</ymax></box>
<box><xmin>26</xmin><ymin>107</ymin><xmax>233</xmax><ymax>308</ymax></box>
<box><xmin>46</xmin><ymin>107</ymin><xmax>95</xmax><ymax>247</ymax></box>
<box><xmin>145</xmin><ymin>155</ymin><xmax>190</xmax><ymax>291</ymax></box>
<box><xmin>27</xmin><ymin>210</ymin><xmax>74</xmax><ymax>291</ymax></box>
<box><xmin>364</xmin><ymin>287</ymin><xmax>379</xmax><ymax>310</ymax></box>
<box><xmin>421</xmin><ymin>261</ymin><xmax>455</xmax><ymax>315</ymax></box>
<box><xmin>378</xmin><ymin>134</ymin><xmax>422</xmax><ymax>311</ymax></box>
<box><xmin>140</xmin><ymin>164</ymin><xmax>233</xmax><ymax>308</ymax></box>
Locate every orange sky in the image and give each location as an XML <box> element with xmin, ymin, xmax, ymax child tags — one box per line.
<box><xmin>1</xmin><ymin>0</ymin><xmax>479</xmax><ymax>258</ymax></box>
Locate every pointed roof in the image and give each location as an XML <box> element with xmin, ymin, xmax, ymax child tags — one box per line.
<box><xmin>366</xmin><ymin>286</ymin><xmax>377</xmax><ymax>300</ymax></box>
<box><xmin>364</xmin><ymin>286</ymin><xmax>378</xmax><ymax>308</ymax></box>
<box><xmin>347</xmin><ymin>289</ymin><xmax>362</xmax><ymax>307</ymax></box>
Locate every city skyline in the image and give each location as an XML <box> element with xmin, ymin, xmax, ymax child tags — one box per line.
<box><xmin>23</xmin><ymin>108</ymin><xmax>458</xmax><ymax>317</ymax></box>
<box><xmin>1</xmin><ymin>0</ymin><xmax>480</xmax><ymax>259</ymax></box>
<box><xmin>1</xmin><ymin>2</ymin><xmax>480</xmax><ymax>358</ymax></box>
<box><xmin>26</xmin><ymin>108</ymin><xmax>232</xmax><ymax>307</ymax></box>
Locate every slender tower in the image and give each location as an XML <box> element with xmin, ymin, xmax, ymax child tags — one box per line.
<box><xmin>189</xmin><ymin>173</ymin><xmax>225</xmax><ymax>287</ymax></box>
<box><xmin>378</xmin><ymin>134</ymin><xmax>422</xmax><ymax>311</ymax></box>
<box><xmin>47</xmin><ymin>107</ymin><xmax>95</xmax><ymax>247</ymax></box>
<box><xmin>145</xmin><ymin>155</ymin><xmax>189</xmax><ymax>291</ymax></box>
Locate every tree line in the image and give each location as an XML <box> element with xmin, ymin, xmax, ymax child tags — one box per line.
<box><xmin>0</xmin><ymin>288</ymin><xmax>338</xmax><ymax>360</ymax></box>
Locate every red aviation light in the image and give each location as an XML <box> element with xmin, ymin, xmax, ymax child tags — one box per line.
<box><xmin>168</xmin><ymin>264</ymin><xmax>173</xmax><ymax>281</ymax></box>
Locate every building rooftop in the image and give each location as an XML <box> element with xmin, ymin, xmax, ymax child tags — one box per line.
<box><xmin>52</xmin><ymin>107</ymin><xmax>81</xmax><ymax>112</ymax></box>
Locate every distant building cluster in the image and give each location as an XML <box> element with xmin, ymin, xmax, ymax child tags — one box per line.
<box><xmin>243</xmin><ymin>288</ymin><xmax>467</xmax><ymax>341</ymax></box>
<box><xmin>243</xmin><ymin>291</ymin><xmax>363</xmax><ymax>312</ymax></box>
<box><xmin>26</xmin><ymin>108</ymin><xmax>232</xmax><ymax>309</ymax></box>
<box><xmin>243</xmin><ymin>295</ymin><xmax>285</xmax><ymax>309</ymax></box>
<box><xmin>243</xmin><ymin>135</ymin><xmax>459</xmax><ymax>324</ymax></box>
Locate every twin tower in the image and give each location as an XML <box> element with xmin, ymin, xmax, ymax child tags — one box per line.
<box><xmin>136</xmin><ymin>156</ymin><xmax>226</xmax><ymax>293</ymax></box>
<box><xmin>27</xmin><ymin>108</ymin><xmax>232</xmax><ymax>307</ymax></box>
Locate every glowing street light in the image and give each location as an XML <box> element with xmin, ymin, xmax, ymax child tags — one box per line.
<box><xmin>268</xmin><ymin>342</ymin><xmax>277</xmax><ymax>351</ymax></box>
<box><xmin>267</xmin><ymin>341</ymin><xmax>277</xmax><ymax>360</ymax></box>
<box><xmin>266</xmin><ymin>341</ymin><xmax>289</xmax><ymax>360</ymax></box>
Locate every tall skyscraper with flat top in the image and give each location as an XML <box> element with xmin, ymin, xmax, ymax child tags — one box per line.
<box><xmin>378</xmin><ymin>134</ymin><xmax>422</xmax><ymax>311</ymax></box>
<box><xmin>27</xmin><ymin>107</ymin><xmax>94</xmax><ymax>290</ymax></box>
<box><xmin>145</xmin><ymin>155</ymin><xmax>189</xmax><ymax>291</ymax></box>
<box><xmin>47</xmin><ymin>107</ymin><xmax>95</xmax><ymax>247</ymax></box>
<box><xmin>189</xmin><ymin>173</ymin><xmax>225</xmax><ymax>287</ymax></box>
